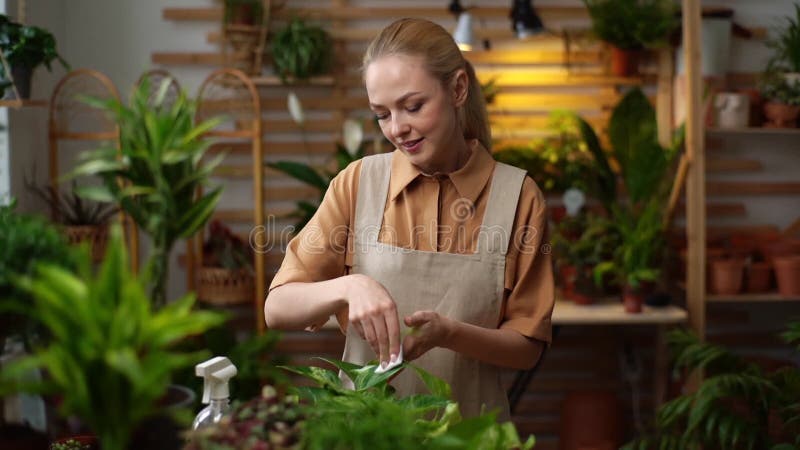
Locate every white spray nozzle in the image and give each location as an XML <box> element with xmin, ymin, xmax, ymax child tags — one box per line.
<box><xmin>196</xmin><ymin>356</ymin><xmax>238</xmax><ymax>404</ymax></box>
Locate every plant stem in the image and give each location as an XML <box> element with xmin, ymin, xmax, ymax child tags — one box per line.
<box><xmin>147</xmin><ymin>235</ymin><xmax>170</xmax><ymax>309</ymax></box>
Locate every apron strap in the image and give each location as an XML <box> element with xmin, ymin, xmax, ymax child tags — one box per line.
<box><xmin>353</xmin><ymin>152</ymin><xmax>393</xmax><ymax>244</ymax></box>
<box><xmin>477</xmin><ymin>162</ymin><xmax>527</xmax><ymax>256</ymax></box>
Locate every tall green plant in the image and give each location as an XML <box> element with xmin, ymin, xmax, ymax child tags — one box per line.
<box><xmin>624</xmin><ymin>322</ymin><xmax>800</xmax><ymax>449</ymax></box>
<box><xmin>70</xmin><ymin>80</ymin><xmax>224</xmax><ymax>307</ymax></box>
<box><xmin>270</xmin><ymin>18</ymin><xmax>332</xmax><ymax>83</ymax></box>
<box><xmin>0</xmin><ymin>226</ymin><xmax>226</xmax><ymax>450</ymax></box>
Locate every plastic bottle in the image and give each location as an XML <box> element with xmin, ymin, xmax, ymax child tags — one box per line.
<box><xmin>192</xmin><ymin>356</ymin><xmax>237</xmax><ymax>430</ymax></box>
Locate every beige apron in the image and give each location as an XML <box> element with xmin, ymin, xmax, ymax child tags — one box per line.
<box><xmin>341</xmin><ymin>152</ymin><xmax>526</xmax><ymax>421</ymax></box>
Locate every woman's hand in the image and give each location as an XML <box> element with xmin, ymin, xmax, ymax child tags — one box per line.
<box><xmin>402</xmin><ymin>311</ymin><xmax>454</xmax><ymax>361</ymax></box>
<box><xmin>344</xmin><ymin>274</ymin><xmax>401</xmax><ymax>368</ymax></box>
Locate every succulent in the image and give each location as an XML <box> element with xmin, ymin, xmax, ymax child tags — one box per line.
<box><xmin>185</xmin><ymin>385</ymin><xmax>305</xmax><ymax>450</ymax></box>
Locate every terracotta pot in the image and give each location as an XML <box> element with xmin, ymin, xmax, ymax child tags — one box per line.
<box><xmin>570</xmin><ymin>290</ymin><xmax>593</xmax><ymax>305</ymax></box>
<box><xmin>64</xmin><ymin>224</ymin><xmax>109</xmax><ymax>263</ymax></box>
<box><xmin>559</xmin><ymin>265</ymin><xmax>577</xmax><ymax>298</ymax></box>
<box><xmin>745</xmin><ymin>261</ymin><xmax>772</xmax><ymax>293</ymax></box>
<box><xmin>559</xmin><ymin>390</ymin><xmax>622</xmax><ymax>450</ymax></box>
<box><xmin>774</xmin><ymin>256</ymin><xmax>800</xmax><ymax>297</ymax></box>
<box><xmin>763</xmin><ymin>101</ymin><xmax>800</xmax><ymax>128</ymax></box>
<box><xmin>609</xmin><ymin>46</ymin><xmax>640</xmax><ymax>77</ymax></box>
<box><xmin>622</xmin><ymin>286</ymin><xmax>644</xmax><ymax>313</ymax></box>
<box><xmin>761</xmin><ymin>238</ymin><xmax>800</xmax><ymax>264</ymax></box>
<box><xmin>711</xmin><ymin>258</ymin><xmax>745</xmax><ymax>295</ymax></box>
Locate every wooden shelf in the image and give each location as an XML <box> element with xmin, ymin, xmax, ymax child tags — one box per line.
<box><xmin>0</xmin><ymin>99</ymin><xmax>48</xmax><ymax>108</ymax></box>
<box><xmin>707</xmin><ymin>127</ymin><xmax>800</xmax><ymax>136</ymax></box>
<box><xmin>250</xmin><ymin>75</ymin><xmax>335</xmax><ymax>86</ymax></box>
<box><xmin>706</xmin><ymin>292</ymin><xmax>800</xmax><ymax>303</ymax></box>
<box><xmin>551</xmin><ymin>299</ymin><xmax>688</xmax><ymax>325</ymax></box>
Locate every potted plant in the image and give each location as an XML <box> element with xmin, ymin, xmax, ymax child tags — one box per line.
<box><xmin>0</xmin><ymin>200</ymin><xmax>75</xmax><ymax>349</ymax></box>
<box><xmin>0</xmin><ymin>14</ymin><xmax>69</xmax><ymax>99</ymax></box>
<box><xmin>574</xmin><ymin>88</ymin><xmax>683</xmax><ymax>312</ymax></box>
<box><xmin>0</xmin><ymin>225</ymin><xmax>226</xmax><ymax>450</ymax></box>
<box><xmin>70</xmin><ymin>79</ymin><xmax>224</xmax><ymax>308</ymax></box>
<box><xmin>759</xmin><ymin>70</ymin><xmax>800</xmax><ymax>127</ymax></box>
<box><xmin>270</xmin><ymin>17</ymin><xmax>333</xmax><ymax>83</ymax></box>
<box><xmin>196</xmin><ymin>220</ymin><xmax>255</xmax><ymax>305</ymax></box>
<box><xmin>186</xmin><ymin>358</ymin><xmax>536</xmax><ymax>449</ymax></box>
<box><xmin>26</xmin><ymin>179</ymin><xmax>117</xmax><ymax>262</ymax></box>
<box><xmin>624</xmin><ymin>322</ymin><xmax>800</xmax><ymax>449</ymax></box>
<box><xmin>582</xmin><ymin>0</ymin><xmax>679</xmax><ymax>76</ymax></box>
<box><xmin>50</xmin><ymin>437</ymin><xmax>97</xmax><ymax>450</ymax></box>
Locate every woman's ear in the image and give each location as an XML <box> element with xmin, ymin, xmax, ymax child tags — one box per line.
<box><xmin>451</xmin><ymin>68</ymin><xmax>468</xmax><ymax>108</ymax></box>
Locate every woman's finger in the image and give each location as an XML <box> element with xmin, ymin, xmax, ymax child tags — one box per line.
<box><xmin>371</xmin><ymin>315</ymin><xmax>390</xmax><ymax>367</ymax></box>
<box><xmin>361</xmin><ymin>319</ymin><xmax>379</xmax><ymax>357</ymax></box>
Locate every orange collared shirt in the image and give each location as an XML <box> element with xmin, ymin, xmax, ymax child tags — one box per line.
<box><xmin>269</xmin><ymin>140</ymin><xmax>555</xmax><ymax>344</ymax></box>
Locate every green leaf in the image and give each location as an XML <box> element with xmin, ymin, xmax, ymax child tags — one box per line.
<box><xmin>410</xmin><ymin>364</ymin><xmax>451</xmax><ymax>399</ymax></box>
<box><xmin>266</xmin><ymin>161</ymin><xmax>328</xmax><ymax>190</ymax></box>
<box><xmin>176</xmin><ymin>187</ymin><xmax>223</xmax><ymax>238</ymax></box>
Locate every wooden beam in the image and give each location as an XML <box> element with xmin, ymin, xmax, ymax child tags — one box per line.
<box><xmin>683</xmin><ymin>0</ymin><xmax>706</xmax><ymax>364</ymax></box>
<box><xmin>706</xmin><ymin>182</ymin><xmax>800</xmax><ymax>196</ymax></box>
<box><xmin>706</xmin><ymin>158</ymin><xmax>763</xmax><ymax>172</ymax></box>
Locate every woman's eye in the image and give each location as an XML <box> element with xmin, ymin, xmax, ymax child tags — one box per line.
<box><xmin>407</xmin><ymin>103</ymin><xmax>422</xmax><ymax>112</ymax></box>
<box><xmin>374</xmin><ymin>112</ymin><xmax>389</xmax><ymax>121</ymax></box>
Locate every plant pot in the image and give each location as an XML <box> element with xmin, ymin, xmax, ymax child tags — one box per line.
<box><xmin>64</xmin><ymin>224</ymin><xmax>109</xmax><ymax>263</ymax></box>
<box><xmin>710</xmin><ymin>258</ymin><xmax>745</xmax><ymax>295</ymax></box>
<box><xmin>609</xmin><ymin>46</ymin><xmax>640</xmax><ymax>77</ymax></box>
<box><xmin>9</xmin><ymin>66</ymin><xmax>32</xmax><ymax>99</ymax></box>
<box><xmin>714</xmin><ymin>92</ymin><xmax>750</xmax><ymax>129</ymax></box>
<box><xmin>745</xmin><ymin>261</ymin><xmax>772</xmax><ymax>293</ymax></box>
<box><xmin>559</xmin><ymin>390</ymin><xmax>622</xmax><ymax>450</ymax></box>
<box><xmin>559</xmin><ymin>264</ymin><xmax>577</xmax><ymax>298</ymax></box>
<box><xmin>763</xmin><ymin>101</ymin><xmax>800</xmax><ymax>128</ymax></box>
<box><xmin>621</xmin><ymin>286</ymin><xmax>643</xmax><ymax>314</ymax></box>
<box><xmin>774</xmin><ymin>256</ymin><xmax>800</xmax><ymax>297</ymax></box>
<box><xmin>197</xmin><ymin>267</ymin><xmax>255</xmax><ymax>305</ymax></box>
<box><xmin>570</xmin><ymin>290</ymin><xmax>593</xmax><ymax>306</ymax></box>
<box><xmin>761</xmin><ymin>238</ymin><xmax>800</xmax><ymax>264</ymax></box>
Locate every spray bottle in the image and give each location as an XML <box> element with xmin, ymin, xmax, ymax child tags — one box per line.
<box><xmin>192</xmin><ymin>356</ymin><xmax>237</xmax><ymax>430</ymax></box>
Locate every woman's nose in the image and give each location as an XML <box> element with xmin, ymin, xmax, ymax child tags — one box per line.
<box><xmin>390</xmin><ymin>117</ymin><xmax>410</xmax><ymax>139</ymax></box>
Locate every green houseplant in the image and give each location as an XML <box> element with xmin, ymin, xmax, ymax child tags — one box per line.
<box><xmin>624</xmin><ymin>322</ymin><xmax>800</xmax><ymax>449</ymax></box>
<box><xmin>573</xmin><ymin>88</ymin><xmax>683</xmax><ymax>312</ymax></box>
<box><xmin>0</xmin><ymin>14</ymin><xmax>69</xmax><ymax>98</ymax></box>
<box><xmin>766</xmin><ymin>3</ymin><xmax>800</xmax><ymax>74</ymax></box>
<box><xmin>186</xmin><ymin>358</ymin><xmax>535</xmax><ymax>450</ymax></box>
<box><xmin>0</xmin><ymin>201</ymin><xmax>75</xmax><ymax>349</ymax></box>
<box><xmin>270</xmin><ymin>17</ymin><xmax>333</xmax><ymax>83</ymax></box>
<box><xmin>759</xmin><ymin>70</ymin><xmax>800</xmax><ymax>128</ymax></box>
<box><xmin>70</xmin><ymin>79</ymin><xmax>224</xmax><ymax>308</ymax></box>
<box><xmin>0</xmin><ymin>225</ymin><xmax>226</xmax><ymax>450</ymax></box>
<box><xmin>582</xmin><ymin>0</ymin><xmax>679</xmax><ymax>75</ymax></box>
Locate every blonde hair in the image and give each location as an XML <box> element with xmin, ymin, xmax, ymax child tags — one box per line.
<box><xmin>362</xmin><ymin>18</ymin><xmax>491</xmax><ymax>152</ymax></box>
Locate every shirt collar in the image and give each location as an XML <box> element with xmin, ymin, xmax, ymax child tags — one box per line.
<box><xmin>388</xmin><ymin>140</ymin><xmax>496</xmax><ymax>204</ymax></box>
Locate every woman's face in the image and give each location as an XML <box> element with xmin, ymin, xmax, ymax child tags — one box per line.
<box><xmin>365</xmin><ymin>54</ymin><xmax>467</xmax><ymax>174</ymax></box>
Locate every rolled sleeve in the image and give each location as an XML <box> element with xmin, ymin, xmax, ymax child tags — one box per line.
<box><xmin>498</xmin><ymin>177</ymin><xmax>555</xmax><ymax>346</ymax></box>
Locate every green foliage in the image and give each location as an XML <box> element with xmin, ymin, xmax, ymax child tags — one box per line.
<box><xmin>759</xmin><ymin>71</ymin><xmax>800</xmax><ymax>106</ymax></box>
<box><xmin>267</xmin><ymin>142</ymin><xmax>364</xmax><ymax>231</ymax></box>
<box><xmin>493</xmin><ymin>112</ymin><xmax>597</xmax><ymax>195</ymax></box>
<box><xmin>582</xmin><ymin>0</ymin><xmax>679</xmax><ymax>50</ymax></box>
<box><xmin>0</xmin><ymin>225</ymin><xmax>226</xmax><ymax>450</ymax></box>
<box><xmin>50</xmin><ymin>439</ymin><xmax>91</xmax><ymax>450</ymax></box>
<box><xmin>0</xmin><ymin>14</ymin><xmax>68</xmax><ymax>76</ymax></box>
<box><xmin>69</xmin><ymin>79</ymin><xmax>224</xmax><ymax>307</ymax></box>
<box><xmin>270</xmin><ymin>18</ymin><xmax>333</xmax><ymax>83</ymax></box>
<box><xmin>0</xmin><ymin>201</ymin><xmax>75</xmax><ymax>346</ymax></box>
<box><xmin>551</xmin><ymin>211</ymin><xmax>621</xmax><ymax>293</ymax></box>
<box><xmin>624</xmin><ymin>322</ymin><xmax>800</xmax><ymax>450</ymax></box>
<box><xmin>287</xmin><ymin>359</ymin><xmax>535</xmax><ymax>450</ymax></box>
<box><xmin>26</xmin><ymin>179</ymin><xmax>117</xmax><ymax>226</ymax></box>
<box><xmin>767</xmin><ymin>3</ymin><xmax>800</xmax><ymax>73</ymax></box>
<box><xmin>480</xmin><ymin>77</ymin><xmax>500</xmax><ymax>105</ymax></box>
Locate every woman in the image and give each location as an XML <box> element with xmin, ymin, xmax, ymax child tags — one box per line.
<box><xmin>264</xmin><ymin>18</ymin><xmax>554</xmax><ymax>420</ymax></box>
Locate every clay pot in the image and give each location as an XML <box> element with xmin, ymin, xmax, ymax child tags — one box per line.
<box><xmin>745</xmin><ymin>261</ymin><xmax>772</xmax><ymax>293</ymax></box>
<box><xmin>609</xmin><ymin>46</ymin><xmax>641</xmax><ymax>77</ymax></box>
<box><xmin>774</xmin><ymin>256</ymin><xmax>800</xmax><ymax>297</ymax></box>
<box><xmin>761</xmin><ymin>238</ymin><xmax>800</xmax><ymax>264</ymax></box>
<box><xmin>711</xmin><ymin>258</ymin><xmax>745</xmax><ymax>295</ymax></box>
<box><xmin>763</xmin><ymin>101</ymin><xmax>800</xmax><ymax>128</ymax></box>
<box><xmin>559</xmin><ymin>265</ymin><xmax>577</xmax><ymax>298</ymax></box>
<box><xmin>622</xmin><ymin>286</ymin><xmax>644</xmax><ymax>313</ymax></box>
<box><xmin>570</xmin><ymin>290</ymin><xmax>593</xmax><ymax>306</ymax></box>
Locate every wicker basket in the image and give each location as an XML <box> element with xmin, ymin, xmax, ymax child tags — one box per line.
<box><xmin>197</xmin><ymin>267</ymin><xmax>254</xmax><ymax>305</ymax></box>
<box><xmin>64</xmin><ymin>224</ymin><xmax>108</xmax><ymax>262</ymax></box>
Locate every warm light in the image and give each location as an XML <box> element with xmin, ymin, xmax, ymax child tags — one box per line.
<box><xmin>453</xmin><ymin>11</ymin><xmax>475</xmax><ymax>52</ymax></box>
